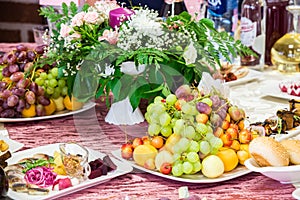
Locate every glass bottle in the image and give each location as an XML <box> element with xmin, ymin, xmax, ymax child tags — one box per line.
<box><xmin>264</xmin><ymin>0</ymin><xmax>290</xmax><ymax>66</ymax></box>
<box><xmin>159</xmin><ymin>0</ymin><xmax>187</xmax><ymax>18</ymax></box>
<box><xmin>240</xmin><ymin>0</ymin><xmax>265</xmax><ymax>70</ymax></box>
<box><xmin>271</xmin><ymin>4</ymin><xmax>300</xmax><ymax>73</ymax></box>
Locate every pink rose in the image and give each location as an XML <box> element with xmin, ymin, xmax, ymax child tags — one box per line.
<box><xmin>60</xmin><ymin>24</ymin><xmax>72</xmax><ymax>37</ymax></box>
<box><xmin>71</xmin><ymin>12</ymin><xmax>85</xmax><ymax>27</ymax></box>
<box><xmin>98</xmin><ymin>29</ymin><xmax>118</xmax><ymax>45</ymax></box>
<box><xmin>84</xmin><ymin>11</ymin><xmax>102</xmax><ymax>24</ymax></box>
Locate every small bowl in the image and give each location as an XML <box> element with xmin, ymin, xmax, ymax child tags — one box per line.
<box><xmin>245</xmin><ymin>158</ymin><xmax>300</xmax><ymax>184</ymax></box>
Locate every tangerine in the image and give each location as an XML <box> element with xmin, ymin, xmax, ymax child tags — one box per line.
<box><xmin>21</xmin><ymin>104</ymin><xmax>36</xmax><ymax>118</ymax></box>
<box><xmin>44</xmin><ymin>99</ymin><xmax>56</xmax><ymax>115</ymax></box>
<box><xmin>63</xmin><ymin>95</ymin><xmax>83</xmax><ymax>111</ymax></box>
<box><xmin>151</xmin><ymin>136</ymin><xmax>164</xmax><ymax>149</ymax></box>
<box><xmin>217</xmin><ymin>148</ymin><xmax>239</xmax><ymax>172</ymax></box>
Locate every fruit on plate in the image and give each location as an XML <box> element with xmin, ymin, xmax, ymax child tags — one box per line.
<box><xmin>120</xmin><ymin>84</ymin><xmax>255</xmax><ymax>178</ymax></box>
<box><xmin>201</xmin><ymin>155</ymin><xmax>224</xmax><ymax>178</ymax></box>
<box><xmin>52</xmin><ymin>96</ymin><xmax>65</xmax><ymax>111</ymax></box>
<box><xmin>133</xmin><ymin>144</ymin><xmax>158</xmax><ymax>166</ymax></box>
<box><xmin>279</xmin><ymin>81</ymin><xmax>300</xmax><ymax>96</ymax></box>
<box><xmin>121</xmin><ymin>143</ymin><xmax>134</xmax><ymax>160</ymax></box>
<box><xmin>63</xmin><ymin>95</ymin><xmax>83</xmax><ymax>111</ymax></box>
<box><xmin>217</xmin><ymin>148</ymin><xmax>238</xmax><ymax>172</ymax></box>
<box><xmin>160</xmin><ymin>162</ymin><xmax>172</xmax><ymax>175</ymax></box>
<box><xmin>155</xmin><ymin>150</ymin><xmax>173</xmax><ymax>171</ymax></box>
<box><xmin>44</xmin><ymin>99</ymin><xmax>56</xmax><ymax>116</ymax></box>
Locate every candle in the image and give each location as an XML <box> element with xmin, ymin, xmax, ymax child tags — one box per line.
<box><xmin>109</xmin><ymin>7</ymin><xmax>135</xmax><ymax>29</ymax></box>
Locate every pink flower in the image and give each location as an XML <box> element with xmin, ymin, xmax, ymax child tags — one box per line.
<box><xmin>84</xmin><ymin>11</ymin><xmax>103</xmax><ymax>24</ymax></box>
<box><xmin>70</xmin><ymin>32</ymin><xmax>81</xmax><ymax>39</ymax></box>
<box><xmin>71</xmin><ymin>12</ymin><xmax>85</xmax><ymax>27</ymax></box>
<box><xmin>60</xmin><ymin>24</ymin><xmax>72</xmax><ymax>37</ymax></box>
<box><xmin>98</xmin><ymin>29</ymin><xmax>118</xmax><ymax>45</ymax></box>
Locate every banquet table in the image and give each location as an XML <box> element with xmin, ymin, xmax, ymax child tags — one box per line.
<box><xmin>1</xmin><ymin>43</ymin><xmax>300</xmax><ymax>200</ymax></box>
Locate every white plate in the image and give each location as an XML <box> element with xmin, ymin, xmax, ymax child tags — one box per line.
<box><xmin>0</xmin><ymin>102</ymin><xmax>96</xmax><ymax>123</ymax></box>
<box><xmin>262</xmin><ymin>80</ymin><xmax>300</xmax><ymax>100</ymax></box>
<box><xmin>224</xmin><ymin>69</ymin><xmax>262</xmax><ymax>86</ymax></box>
<box><xmin>0</xmin><ymin>136</ymin><xmax>24</xmax><ymax>153</ymax></box>
<box><xmin>271</xmin><ymin>126</ymin><xmax>300</xmax><ymax>141</ymax></box>
<box><xmin>6</xmin><ymin>143</ymin><xmax>133</xmax><ymax>200</ymax></box>
<box><xmin>245</xmin><ymin>158</ymin><xmax>300</xmax><ymax>184</ymax></box>
<box><xmin>112</xmin><ymin>149</ymin><xmax>251</xmax><ymax>183</ymax></box>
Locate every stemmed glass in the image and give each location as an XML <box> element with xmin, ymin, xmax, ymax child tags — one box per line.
<box><xmin>271</xmin><ymin>1</ymin><xmax>300</xmax><ymax>73</ymax></box>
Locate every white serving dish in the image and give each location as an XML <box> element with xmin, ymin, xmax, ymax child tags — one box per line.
<box><xmin>245</xmin><ymin>158</ymin><xmax>300</xmax><ymax>184</ymax></box>
<box><xmin>112</xmin><ymin>149</ymin><xmax>251</xmax><ymax>183</ymax></box>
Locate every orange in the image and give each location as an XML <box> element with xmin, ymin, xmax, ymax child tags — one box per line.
<box><xmin>44</xmin><ymin>99</ymin><xmax>56</xmax><ymax>116</ymax></box>
<box><xmin>217</xmin><ymin>148</ymin><xmax>239</xmax><ymax>172</ymax></box>
<box><xmin>21</xmin><ymin>104</ymin><xmax>36</xmax><ymax>118</ymax></box>
<box><xmin>63</xmin><ymin>95</ymin><xmax>83</xmax><ymax>111</ymax></box>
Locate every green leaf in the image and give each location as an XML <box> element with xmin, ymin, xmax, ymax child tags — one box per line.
<box><xmin>62</xmin><ymin>2</ymin><xmax>69</xmax><ymax>16</ymax></box>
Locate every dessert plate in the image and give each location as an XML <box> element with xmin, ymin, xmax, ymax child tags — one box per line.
<box><xmin>224</xmin><ymin>69</ymin><xmax>262</xmax><ymax>86</ymax></box>
<box><xmin>262</xmin><ymin>80</ymin><xmax>300</xmax><ymax>101</ymax></box>
<box><xmin>7</xmin><ymin>143</ymin><xmax>133</xmax><ymax>200</ymax></box>
<box><xmin>112</xmin><ymin>149</ymin><xmax>251</xmax><ymax>183</ymax></box>
<box><xmin>0</xmin><ymin>102</ymin><xmax>96</xmax><ymax>123</ymax></box>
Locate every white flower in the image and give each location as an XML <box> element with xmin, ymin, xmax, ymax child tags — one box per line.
<box><xmin>183</xmin><ymin>42</ymin><xmax>197</xmax><ymax>65</ymax></box>
<box><xmin>71</xmin><ymin>12</ymin><xmax>85</xmax><ymax>27</ymax></box>
<box><xmin>94</xmin><ymin>0</ymin><xmax>119</xmax><ymax>16</ymax></box>
<box><xmin>60</xmin><ymin>24</ymin><xmax>72</xmax><ymax>37</ymax></box>
<box><xmin>84</xmin><ymin>11</ymin><xmax>103</xmax><ymax>25</ymax></box>
<box><xmin>103</xmin><ymin>64</ymin><xmax>115</xmax><ymax>77</ymax></box>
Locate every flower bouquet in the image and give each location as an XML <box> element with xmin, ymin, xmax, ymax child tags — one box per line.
<box><xmin>36</xmin><ymin>1</ymin><xmax>253</xmax><ymax>124</ymax></box>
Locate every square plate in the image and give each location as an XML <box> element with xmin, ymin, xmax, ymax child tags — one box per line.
<box><xmin>6</xmin><ymin>143</ymin><xmax>133</xmax><ymax>200</ymax></box>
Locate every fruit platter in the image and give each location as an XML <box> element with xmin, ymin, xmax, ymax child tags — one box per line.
<box><xmin>112</xmin><ymin>82</ymin><xmax>300</xmax><ymax>183</ymax></box>
<box><xmin>0</xmin><ymin>44</ymin><xmax>93</xmax><ymax>121</ymax></box>
<box><xmin>113</xmin><ymin>84</ymin><xmax>261</xmax><ymax>182</ymax></box>
<box><xmin>3</xmin><ymin>143</ymin><xmax>132</xmax><ymax>200</ymax></box>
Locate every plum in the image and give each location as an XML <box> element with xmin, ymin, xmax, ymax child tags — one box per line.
<box><xmin>196</xmin><ymin>102</ymin><xmax>212</xmax><ymax>115</ymax></box>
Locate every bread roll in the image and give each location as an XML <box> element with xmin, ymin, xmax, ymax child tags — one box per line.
<box><xmin>280</xmin><ymin>139</ymin><xmax>300</xmax><ymax>165</ymax></box>
<box><xmin>249</xmin><ymin>137</ymin><xmax>289</xmax><ymax>167</ymax></box>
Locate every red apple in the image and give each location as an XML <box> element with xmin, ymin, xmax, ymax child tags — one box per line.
<box><xmin>121</xmin><ymin>143</ymin><xmax>133</xmax><ymax>159</ymax></box>
<box><xmin>160</xmin><ymin>162</ymin><xmax>172</xmax><ymax>175</ymax></box>
<box><xmin>238</xmin><ymin>129</ymin><xmax>252</xmax><ymax>144</ymax></box>
<box><xmin>220</xmin><ymin>133</ymin><xmax>233</xmax><ymax>147</ymax></box>
<box><xmin>132</xmin><ymin>137</ymin><xmax>143</xmax><ymax>149</ymax></box>
<box><xmin>226</xmin><ymin>127</ymin><xmax>238</xmax><ymax>140</ymax></box>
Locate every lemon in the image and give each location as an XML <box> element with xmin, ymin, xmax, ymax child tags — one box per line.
<box><xmin>63</xmin><ymin>95</ymin><xmax>83</xmax><ymax>111</ymax></box>
<box><xmin>133</xmin><ymin>144</ymin><xmax>158</xmax><ymax>166</ymax></box>
<box><xmin>21</xmin><ymin>104</ymin><xmax>36</xmax><ymax>118</ymax></box>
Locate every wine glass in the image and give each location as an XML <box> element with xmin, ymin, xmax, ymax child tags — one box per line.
<box><xmin>271</xmin><ymin>1</ymin><xmax>300</xmax><ymax>73</ymax></box>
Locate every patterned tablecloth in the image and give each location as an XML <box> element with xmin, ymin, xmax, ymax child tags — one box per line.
<box><xmin>1</xmin><ymin>43</ymin><xmax>298</xmax><ymax>200</ymax></box>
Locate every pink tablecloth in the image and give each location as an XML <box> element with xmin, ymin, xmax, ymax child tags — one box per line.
<box><xmin>0</xmin><ymin>43</ymin><xmax>297</xmax><ymax>200</ymax></box>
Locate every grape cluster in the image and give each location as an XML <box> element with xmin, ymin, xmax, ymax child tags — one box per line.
<box><xmin>34</xmin><ymin>67</ymin><xmax>68</xmax><ymax>99</ymax></box>
<box><xmin>0</xmin><ymin>44</ymin><xmax>52</xmax><ymax>117</ymax></box>
<box><xmin>145</xmin><ymin>85</ymin><xmax>229</xmax><ymax>176</ymax></box>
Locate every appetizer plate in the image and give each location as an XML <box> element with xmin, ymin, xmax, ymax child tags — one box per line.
<box><xmin>262</xmin><ymin>80</ymin><xmax>300</xmax><ymax>101</ymax></box>
<box><xmin>112</xmin><ymin>149</ymin><xmax>251</xmax><ymax>183</ymax></box>
<box><xmin>245</xmin><ymin>158</ymin><xmax>300</xmax><ymax>184</ymax></box>
<box><xmin>7</xmin><ymin>143</ymin><xmax>133</xmax><ymax>200</ymax></box>
<box><xmin>224</xmin><ymin>69</ymin><xmax>262</xmax><ymax>87</ymax></box>
<box><xmin>0</xmin><ymin>136</ymin><xmax>24</xmax><ymax>153</ymax></box>
<box><xmin>0</xmin><ymin>102</ymin><xmax>96</xmax><ymax>123</ymax></box>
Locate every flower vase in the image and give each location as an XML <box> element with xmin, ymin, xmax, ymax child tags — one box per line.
<box><xmin>105</xmin><ymin>61</ymin><xmax>146</xmax><ymax>125</ymax></box>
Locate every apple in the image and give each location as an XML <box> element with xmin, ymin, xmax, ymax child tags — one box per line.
<box><xmin>220</xmin><ymin>133</ymin><xmax>233</xmax><ymax>147</ymax></box>
<box><xmin>142</xmin><ymin>136</ymin><xmax>151</xmax><ymax>145</ymax></box>
<box><xmin>214</xmin><ymin>127</ymin><xmax>224</xmax><ymax>138</ymax></box>
<box><xmin>132</xmin><ymin>137</ymin><xmax>143</xmax><ymax>149</ymax></box>
<box><xmin>160</xmin><ymin>162</ymin><xmax>172</xmax><ymax>175</ymax></box>
<box><xmin>238</xmin><ymin>129</ymin><xmax>252</xmax><ymax>144</ymax></box>
<box><xmin>121</xmin><ymin>143</ymin><xmax>133</xmax><ymax>159</ymax></box>
<box><xmin>226</xmin><ymin>127</ymin><xmax>238</xmax><ymax>140</ymax></box>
